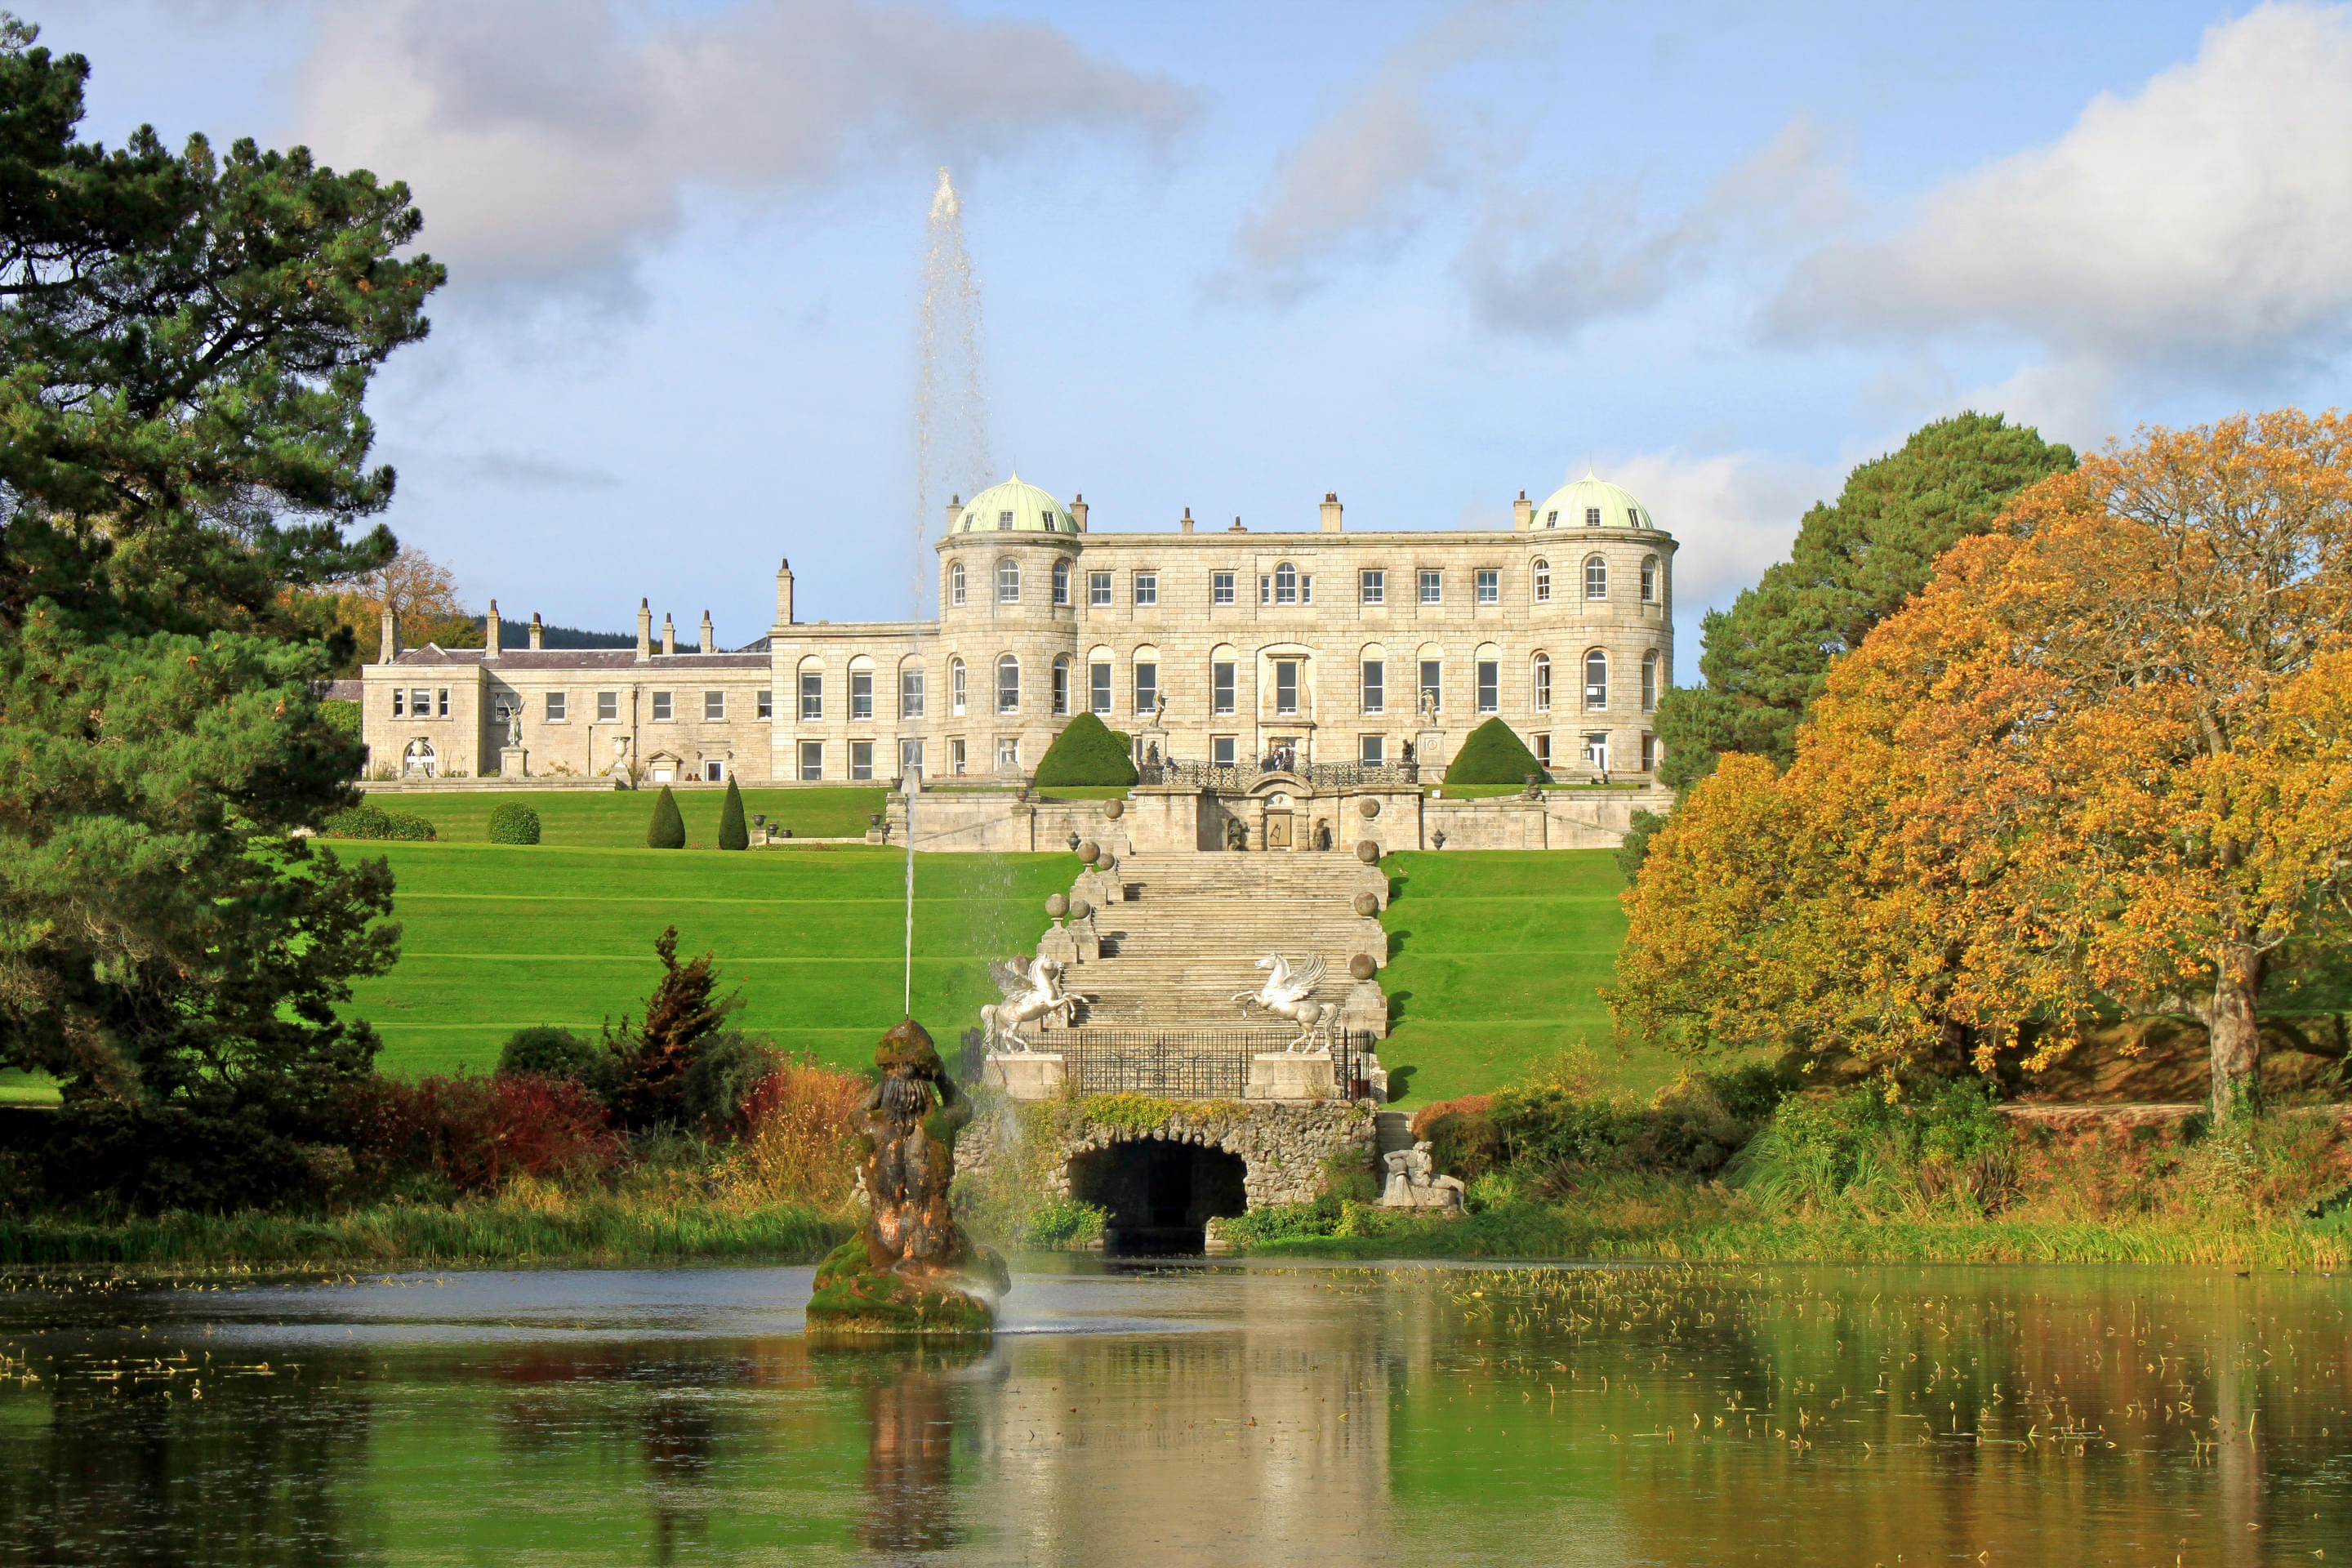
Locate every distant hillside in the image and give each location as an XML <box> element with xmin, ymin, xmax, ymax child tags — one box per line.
<box><xmin>497</xmin><ymin>617</ymin><xmax>633</xmax><ymax>649</ymax></box>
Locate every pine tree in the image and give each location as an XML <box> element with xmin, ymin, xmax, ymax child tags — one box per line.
<box><xmin>605</xmin><ymin>926</ymin><xmax>742</xmax><ymax>1130</ymax></box>
<box><xmin>716</xmin><ymin>777</ymin><xmax>750</xmax><ymax>850</ymax></box>
<box><xmin>1653</xmin><ymin>413</ymin><xmax>2075</xmax><ymax>790</ymax></box>
<box><xmin>647</xmin><ymin>786</ymin><xmax>686</xmax><ymax>849</ymax></box>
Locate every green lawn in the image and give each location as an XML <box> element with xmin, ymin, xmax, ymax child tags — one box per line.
<box><xmin>341</xmin><ymin>842</ymin><xmax>1071</xmax><ymax>1079</ymax></box>
<box><xmin>1375</xmin><ymin>849</ymin><xmax>1669</xmax><ymax>1108</ymax></box>
<box><xmin>358</xmin><ymin>786</ymin><xmax>886</xmax><ymax>848</ymax></box>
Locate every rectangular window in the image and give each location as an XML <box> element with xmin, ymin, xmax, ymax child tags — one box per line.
<box><xmin>1212</xmin><ymin>661</ymin><xmax>1236</xmax><ymax>715</ymax></box>
<box><xmin>392</xmin><ymin>689</ymin><xmax>404</xmax><ymax>717</ymax></box>
<box><xmin>849</xmin><ymin>670</ymin><xmax>872</xmax><ymax>719</ymax></box>
<box><xmin>406</xmin><ymin>688</ymin><xmax>426</xmax><ymax>717</ymax></box>
<box><xmin>951</xmin><ymin>663</ymin><xmax>966</xmax><ymax>715</ymax></box>
<box><xmin>1419</xmin><ymin>660</ymin><xmax>1441</xmax><ymax>715</ymax></box>
<box><xmin>436</xmin><ymin>688</ymin><xmax>450</xmax><ymax>718</ymax></box>
<box><xmin>1360</xmin><ymin>734</ymin><xmax>1385</xmax><ymax>766</ymax></box>
<box><xmin>599</xmin><ymin>691</ymin><xmax>621</xmax><ymax>722</ymax></box>
<box><xmin>1213</xmin><ymin>570</ymin><xmax>1236</xmax><ymax>605</ymax></box>
<box><xmin>1089</xmin><ymin>572</ymin><xmax>1112</xmax><ymax>607</ymax></box>
<box><xmin>1361</xmin><ymin>569</ymin><xmax>1384</xmax><ymax>605</ymax></box>
<box><xmin>1300</xmin><ymin>574</ymin><xmax>1313</xmax><ymax>605</ymax></box>
<box><xmin>705</xmin><ymin>690</ymin><xmax>725</xmax><ymax>721</ymax></box>
<box><xmin>1212</xmin><ymin>736</ymin><xmax>1236</xmax><ymax>767</ymax></box>
<box><xmin>996</xmin><ymin>736</ymin><xmax>1020</xmax><ymax>772</ymax></box>
<box><xmin>950</xmin><ymin>737</ymin><xmax>967</xmax><ymax>777</ymax></box>
<box><xmin>1476</xmin><ymin>569</ymin><xmax>1499</xmax><ymax>604</ymax></box>
<box><xmin>901</xmin><ymin>670</ymin><xmax>924</xmax><ymax>719</ymax></box>
<box><xmin>997</xmin><ymin>559</ymin><xmax>1020</xmax><ymax>603</ymax></box>
<box><xmin>1535</xmin><ymin>659</ymin><xmax>1552</xmax><ymax>713</ymax></box>
<box><xmin>901</xmin><ymin>738</ymin><xmax>924</xmax><ymax>777</ymax></box>
<box><xmin>1533</xmin><ymin>733</ymin><xmax>1551</xmax><ymax>768</ymax></box>
<box><xmin>1586</xmin><ymin>507</ymin><xmax>1601</xmax><ymax>527</ymax></box>
<box><xmin>850</xmin><ymin>740</ymin><xmax>874</xmax><ymax>781</ymax></box>
<box><xmin>1419</xmin><ymin>570</ymin><xmax>1441</xmax><ymax>604</ymax></box>
<box><xmin>1134</xmin><ymin>662</ymin><xmax>1157</xmax><ymax>714</ymax></box>
<box><xmin>950</xmin><ymin>564</ymin><xmax>966</xmax><ymax>606</ymax></box>
<box><xmin>996</xmin><ymin>661</ymin><xmax>1018</xmax><ymax>715</ymax></box>
<box><xmin>756</xmin><ymin>689</ymin><xmax>773</xmax><ymax>720</ymax></box>
<box><xmin>653</xmin><ymin>691</ymin><xmax>673</xmax><ymax>721</ymax></box>
<box><xmin>1584</xmin><ymin>732</ymin><xmax>1610</xmax><ymax>770</ymax></box>
<box><xmin>799</xmin><ymin>673</ymin><xmax>821</xmax><ymax>721</ymax></box>
<box><xmin>546</xmin><ymin>692</ymin><xmax>567</xmax><ymax>721</ymax></box>
<box><xmin>1090</xmin><ymin>662</ymin><xmax>1112</xmax><ymax>715</ymax></box>
<box><xmin>1275</xmin><ymin>659</ymin><xmax>1299</xmax><ymax>716</ymax></box>
<box><xmin>1259</xmin><ymin>575</ymin><xmax>1271</xmax><ymax>605</ymax></box>
<box><xmin>1641</xmin><ymin>656</ymin><xmax>1657</xmax><ymax>711</ymax></box>
<box><xmin>1053</xmin><ymin>560</ymin><xmax>1070</xmax><ymax>605</ymax></box>
<box><xmin>1641</xmin><ymin>733</ymin><xmax>1658</xmax><ymax>772</ymax></box>
<box><xmin>1361</xmin><ymin>659</ymin><xmax>1384</xmax><ymax>714</ymax></box>
<box><xmin>1134</xmin><ymin>572</ymin><xmax>1157</xmax><ymax>606</ymax></box>
<box><xmin>799</xmin><ymin>740</ymin><xmax>823</xmax><ymax>781</ymax></box>
<box><xmin>705</xmin><ymin>760</ymin><xmax>724</xmax><ymax>783</ymax></box>
<box><xmin>1477</xmin><ymin>659</ymin><xmax>1499</xmax><ymax>713</ymax></box>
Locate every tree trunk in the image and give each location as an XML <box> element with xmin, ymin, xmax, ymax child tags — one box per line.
<box><xmin>2207</xmin><ymin>943</ymin><xmax>2265</xmax><ymax>1120</ymax></box>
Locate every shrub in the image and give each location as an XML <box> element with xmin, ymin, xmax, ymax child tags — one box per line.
<box><xmin>1730</xmin><ymin>1079</ymin><xmax>2016</xmax><ymax>1218</ymax></box>
<box><xmin>1442</xmin><ymin>717</ymin><xmax>1549</xmax><ymax>786</ymax></box>
<box><xmin>646</xmin><ymin>785</ymin><xmax>685</xmax><ymax>849</ymax></box>
<box><xmin>318</xmin><ymin>697</ymin><xmax>361</xmax><ymax>740</ymax></box>
<box><xmin>1031</xmin><ymin>711</ymin><xmax>1138</xmax><ymax>788</ymax></box>
<box><xmin>717</xmin><ymin>777</ymin><xmax>749</xmax><ymax>851</ymax></box>
<box><xmin>341</xmin><ymin>1071</ymin><xmax>619</xmax><ymax>1198</ymax></box>
<box><xmin>497</xmin><ymin>1027</ymin><xmax>611</xmax><ymax>1096</ymax></box>
<box><xmin>1615</xmin><ymin>807</ymin><xmax>1667</xmax><ymax>881</ymax></box>
<box><xmin>681</xmin><ymin>1031</ymin><xmax>780</xmax><ymax>1129</ymax></box>
<box><xmin>487</xmin><ymin>801</ymin><xmax>541</xmax><ymax>844</ymax></box>
<box><xmin>1022</xmin><ymin>1196</ymin><xmax>1107</xmax><ymax>1250</ymax></box>
<box><xmin>320</xmin><ymin>804</ymin><xmax>436</xmax><ymax>840</ymax></box>
<box><xmin>729</xmin><ymin>1058</ymin><xmax>871</xmax><ymax>1203</ymax></box>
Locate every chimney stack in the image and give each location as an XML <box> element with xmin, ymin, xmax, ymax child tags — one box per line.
<box><xmin>1513</xmin><ymin>489</ymin><xmax>1533</xmax><ymax>531</ymax></box>
<box><xmin>636</xmin><ymin>598</ymin><xmax>653</xmax><ymax>660</ymax></box>
<box><xmin>528</xmin><ymin>612</ymin><xmax>544</xmax><ymax>650</ymax></box>
<box><xmin>485</xmin><ymin>599</ymin><xmax>501</xmax><ymax>662</ymax></box>
<box><xmin>1070</xmin><ymin>493</ymin><xmax>1089</xmax><ymax>532</ymax></box>
<box><xmin>1180</xmin><ymin>506</ymin><xmax>1194</xmax><ymax>534</ymax></box>
<box><xmin>1228</xmin><ymin>516</ymin><xmax>1245</xmax><ymax>532</ymax></box>
<box><xmin>1320</xmin><ymin>492</ymin><xmax>1343</xmax><ymax>533</ymax></box>
<box><xmin>378</xmin><ymin>606</ymin><xmax>399</xmax><ymax>663</ymax></box>
<box><xmin>775</xmin><ymin>558</ymin><xmax>795</xmax><ymax>626</ymax></box>
<box><xmin>661</xmin><ymin>613</ymin><xmax>676</xmax><ymax>657</ymax></box>
<box><xmin>943</xmin><ymin>493</ymin><xmax>963</xmax><ymax>536</ymax></box>
<box><xmin>699</xmin><ymin>609</ymin><xmax>715</xmax><ymax>653</ymax></box>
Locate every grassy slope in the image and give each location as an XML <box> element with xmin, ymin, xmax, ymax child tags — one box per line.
<box><xmin>363</xmin><ymin>786</ymin><xmax>886</xmax><ymax>846</ymax></box>
<box><xmin>344</xmin><ymin>843</ymin><xmax>1072</xmax><ymax>1078</ymax></box>
<box><xmin>1375</xmin><ymin>849</ymin><xmax>1675</xmax><ymax>1107</ymax></box>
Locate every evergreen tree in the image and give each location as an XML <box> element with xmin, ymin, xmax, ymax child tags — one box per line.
<box><xmin>1654</xmin><ymin>413</ymin><xmax>2075</xmax><ymax>790</ymax></box>
<box><xmin>1031</xmin><ymin>712</ymin><xmax>1139</xmax><ymax>787</ymax></box>
<box><xmin>716</xmin><ymin>777</ymin><xmax>749</xmax><ymax>850</ymax></box>
<box><xmin>605</xmin><ymin>925</ymin><xmax>742</xmax><ymax>1130</ymax></box>
<box><xmin>646</xmin><ymin>786</ymin><xmax>686</xmax><ymax>849</ymax></box>
<box><xmin>0</xmin><ymin>18</ymin><xmax>442</xmax><ymax>1203</ymax></box>
<box><xmin>1441</xmin><ymin>718</ymin><xmax>1549</xmax><ymax>786</ymax></box>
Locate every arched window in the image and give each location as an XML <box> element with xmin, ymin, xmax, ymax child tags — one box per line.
<box><xmin>947</xmin><ymin>560</ymin><xmax>966</xmax><ymax>606</ymax></box>
<box><xmin>1051</xmin><ymin>654</ymin><xmax>1071</xmax><ymax>715</ymax></box>
<box><xmin>1642</xmin><ymin>650</ymin><xmax>1659</xmax><ymax>711</ymax></box>
<box><xmin>1584</xmin><ymin>649</ymin><xmax>1608</xmax><ymax>710</ymax></box>
<box><xmin>1640</xmin><ymin>555</ymin><xmax>1659</xmax><ymax>603</ymax></box>
<box><xmin>997</xmin><ymin>559</ymin><xmax>1020</xmax><ymax>604</ymax></box>
<box><xmin>1052</xmin><ymin>559</ymin><xmax>1071</xmax><ymax>605</ymax></box>
<box><xmin>950</xmin><ymin>657</ymin><xmax>967</xmax><ymax>717</ymax></box>
<box><xmin>1532</xmin><ymin>653</ymin><xmax>1552</xmax><ymax>713</ymax></box>
<box><xmin>1584</xmin><ymin>555</ymin><xmax>1608</xmax><ymax>599</ymax></box>
<box><xmin>996</xmin><ymin>654</ymin><xmax>1019</xmax><ymax>714</ymax></box>
<box><xmin>1273</xmin><ymin>562</ymin><xmax>1298</xmax><ymax>604</ymax></box>
<box><xmin>402</xmin><ymin>739</ymin><xmax>435</xmax><ymax>777</ymax></box>
<box><xmin>1532</xmin><ymin>559</ymin><xmax>1551</xmax><ymax>603</ymax></box>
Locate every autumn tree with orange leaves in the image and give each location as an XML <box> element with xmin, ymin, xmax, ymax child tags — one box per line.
<box><xmin>1612</xmin><ymin>410</ymin><xmax>2352</xmax><ymax>1118</ymax></box>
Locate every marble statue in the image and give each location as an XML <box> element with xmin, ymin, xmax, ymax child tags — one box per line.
<box><xmin>982</xmin><ymin>955</ymin><xmax>1076</xmax><ymax>1054</ymax></box>
<box><xmin>1234</xmin><ymin>954</ymin><xmax>1340</xmax><ymax>1053</ymax></box>
<box><xmin>1381</xmin><ymin>1140</ymin><xmax>1467</xmax><ymax>1213</ymax></box>
<box><xmin>806</xmin><ymin>1019</ymin><xmax>1009</xmax><ymax>1334</ymax></box>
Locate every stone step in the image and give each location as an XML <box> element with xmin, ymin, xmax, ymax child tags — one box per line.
<box><xmin>1375</xmin><ymin>1110</ymin><xmax>1415</xmax><ymax>1156</ymax></box>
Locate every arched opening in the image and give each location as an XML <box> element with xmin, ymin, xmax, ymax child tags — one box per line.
<box><xmin>1067</xmin><ymin>1138</ymin><xmax>1249</xmax><ymax>1255</ymax></box>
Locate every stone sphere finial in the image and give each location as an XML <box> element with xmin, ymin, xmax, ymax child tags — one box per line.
<box><xmin>1045</xmin><ymin>893</ymin><xmax>1067</xmax><ymax>920</ymax></box>
<box><xmin>1352</xmin><ymin>892</ymin><xmax>1379</xmax><ymax>917</ymax></box>
<box><xmin>1077</xmin><ymin>840</ymin><xmax>1100</xmax><ymax>863</ymax></box>
<box><xmin>1102</xmin><ymin>798</ymin><xmax>1125</xmax><ymax>820</ymax></box>
<box><xmin>1067</xmin><ymin>897</ymin><xmax>1092</xmax><ymax>920</ymax></box>
<box><xmin>1355</xmin><ymin>840</ymin><xmax>1380</xmax><ymax>863</ymax></box>
<box><xmin>1358</xmin><ymin>797</ymin><xmax>1380</xmax><ymax>819</ymax></box>
<box><xmin>1348</xmin><ymin>953</ymin><xmax>1378</xmax><ymax>981</ymax></box>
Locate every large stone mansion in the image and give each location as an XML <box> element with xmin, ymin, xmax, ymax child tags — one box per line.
<box><xmin>359</xmin><ymin>472</ymin><xmax>1676</xmax><ymax>787</ymax></box>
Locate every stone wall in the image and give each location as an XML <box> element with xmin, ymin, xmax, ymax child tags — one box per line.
<box><xmin>959</xmin><ymin>1094</ymin><xmax>1376</xmax><ymax>1210</ymax></box>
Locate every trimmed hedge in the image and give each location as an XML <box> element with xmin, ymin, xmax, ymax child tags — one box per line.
<box><xmin>646</xmin><ymin>785</ymin><xmax>686</xmax><ymax>849</ymax></box>
<box><xmin>1032</xmin><ymin>711</ymin><xmax>1138</xmax><ymax>788</ymax></box>
<box><xmin>717</xmin><ymin>777</ymin><xmax>749</xmax><ymax>850</ymax></box>
<box><xmin>487</xmin><ymin>802</ymin><xmax>541</xmax><ymax>844</ymax></box>
<box><xmin>1443</xmin><ymin>717</ymin><xmax>1549</xmax><ymax>786</ymax></box>
<box><xmin>321</xmin><ymin>804</ymin><xmax>437</xmax><ymax>841</ymax></box>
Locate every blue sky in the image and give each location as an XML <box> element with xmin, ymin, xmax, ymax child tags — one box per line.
<box><xmin>35</xmin><ymin>1</ymin><xmax>2352</xmax><ymax>676</ymax></box>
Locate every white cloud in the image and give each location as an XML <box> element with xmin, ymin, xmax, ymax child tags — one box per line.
<box><xmin>292</xmin><ymin>0</ymin><xmax>1194</xmax><ymax>278</ymax></box>
<box><xmin>1775</xmin><ymin>2</ymin><xmax>2352</xmax><ymax>373</ymax></box>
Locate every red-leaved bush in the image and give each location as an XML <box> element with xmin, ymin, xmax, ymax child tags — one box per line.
<box><xmin>345</xmin><ymin>1072</ymin><xmax>620</xmax><ymax>1196</ymax></box>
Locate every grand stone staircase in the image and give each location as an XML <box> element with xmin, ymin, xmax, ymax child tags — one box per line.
<box><xmin>1050</xmin><ymin>852</ymin><xmax>1391</xmax><ymax>1038</ymax></box>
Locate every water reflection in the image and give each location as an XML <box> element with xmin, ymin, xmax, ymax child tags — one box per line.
<box><xmin>0</xmin><ymin>1262</ymin><xmax>2345</xmax><ymax>1565</ymax></box>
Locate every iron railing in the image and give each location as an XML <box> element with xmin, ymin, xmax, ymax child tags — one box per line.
<box><xmin>1054</xmin><ymin>1028</ymin><xmax>1378</xmax><ymax>1101</ymax></box>
<box><xmin>1138</xmin><ymin>760</ymin><xmax>1421</xmax><ymax>791</ymax></box>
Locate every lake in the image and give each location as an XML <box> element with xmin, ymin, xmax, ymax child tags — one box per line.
<box><xmin>1</xmin><ymin>1259</ymin><xmax>2345</xmax><ymax>1564</ymax></box>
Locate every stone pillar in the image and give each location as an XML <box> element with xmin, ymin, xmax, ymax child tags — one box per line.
<box><xmin>484</xmin><ymin>598</ymin><xmax>501</xmax><ymax>662</ymax></box>
<box><xmin>377</xmin><ymin>606</ymin><xmax>399</xmax><ymax>662</ymax></box>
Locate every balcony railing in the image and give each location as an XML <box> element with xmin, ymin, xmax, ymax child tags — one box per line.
<box><xmin>1138</xmin><ymin>759</ymin><xmax>1421</xmax><ymax>791</ymax></box>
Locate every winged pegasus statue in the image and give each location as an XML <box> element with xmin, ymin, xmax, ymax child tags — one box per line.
<box><xmin>1234</xmin><ymin>954</ymin><xmax>1341</xmax><ymax>1053</ymax></box>
<box><xmin>982</xmin><ymin>956</ymin><xmax>1076</xmax><ymax>1054</ymax></box>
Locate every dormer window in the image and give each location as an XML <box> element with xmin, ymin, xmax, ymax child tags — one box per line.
<box><xmin>1546</xmin><ymin>510</ymin><xmax>1558</xmax><ymax>525</ymax></box>
<box><xmin>997</xmin><ymin>510</ymin><xmax>1013</xmax><ymax>530</ymax></box>
<box><xmin>1627</xmin><ymin>508</ymin><xmax>1642</xmax><ymax>527</ymax></box>
<box><xmin>1585</xmin><ymin>506</ymin><xmax>1601</xmax><ymax>527</ymax></box>
<box><xmin>1041</xmin><ymin>511</ymin><xmax>1056</xmax><ymax>531</ymax></box>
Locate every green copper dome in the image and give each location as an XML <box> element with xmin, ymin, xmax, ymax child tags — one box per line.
<box><xmin>1530</xmin><ymin>473</ymin><xmax>1656</xmax><ymax>531</ymax></box>
<box><xmin>957</xmin><ymin>474</ymin><xmax>1077</xmax><ymax>534</ymax></box>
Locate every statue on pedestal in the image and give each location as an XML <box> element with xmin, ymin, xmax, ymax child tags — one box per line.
<box><xmin>1381</xmin><ymin>1140</ymin><xmax>1467</xmax><ymax>1213</ymax></box>
<box><xmin>807</xmin><ymin>1020</ymin><xmax>1009</xmax><ymax>1335</ymax></box>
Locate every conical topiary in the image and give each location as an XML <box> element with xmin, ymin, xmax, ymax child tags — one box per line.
<box><xmin>717</xmin><ymin>776</ymin><xmax>749</xmax><ymax>850</ymax></box>
<box><xmin>1442</xmin><ymin>718</ymin><xmax>1550</xmax><ymax>786</ymax></box>
<box><xmin>647</xmin><ymin>784</ymin><xmax>686</xmax><ymax>849</ymax></box>
<box><xmin>1031</xmin><ymin>711</ymin><xmax>1139</xmax><ymax>788</ymax></box>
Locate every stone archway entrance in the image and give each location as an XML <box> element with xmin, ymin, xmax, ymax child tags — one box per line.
<box><xmin>1066</xmin><ymin>1138</ymin><xmax>1248</xmax><ymax>1255</ymax></box>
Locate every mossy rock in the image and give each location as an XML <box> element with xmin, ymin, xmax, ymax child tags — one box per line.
<box><xmin>1442</xmin><ymin>717</ymin><xmax>1550</xmax><ymax>786</ymax></box>
<box><xmin>804</xmin><ymin>1237</ymin><xmax>1008</xmax><ymax>1336</ymax></box>
<box><xmin>1031</xmin><ymin>712</ymin><xmax>1138</xmax><ymax>788</ymax></box>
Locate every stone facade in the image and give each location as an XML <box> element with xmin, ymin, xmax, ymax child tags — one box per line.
<box><xmin>359</xmin><ymin>473</ymin><xmax>1677</xmax><ymax>787</ymax></box>
<box><xmin>958</xmin><ymin>1096</ymin><xmax>1377</xmax><ymax>1211</ymax></box>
